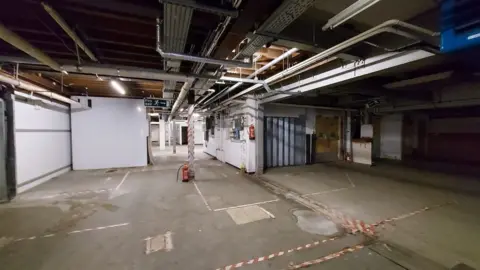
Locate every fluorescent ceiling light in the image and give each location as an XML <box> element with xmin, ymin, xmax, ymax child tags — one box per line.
<box><xmin>110</xmin><ymin>80</ymin><xmax>126</xmax><ymax>95</ymax></box>
<box><xmin>215</xmin><ymin>80</ymin><xmax>226</xmax><ymax>85</ymax></box>
<box><xmin>383</xmin><ymin>71</ymin><xmax>453</xmax><ymax>89</ymax></box>
<box><xmin>193</xmin><ymin>113</ymin><xmax>199</xmax><ymax>117</ymax></box>
<box><xmin>207</xmin><ymin>89</ymin><xmax>215</xmax><ymax>92</ymax></box>
<box><xmin>322</xmin><ymin>0</ymin><xmax>382</xmax><ymax>30</ymax></box>
<box><xmin>148</xmin><ymin>113</ymin><xmax>160</xmax><ymax>116</ymax></box>
<box><xmin>179</xmin><ymin>108</ymin><xmax>184</xmax><ymax>112</ymax></box>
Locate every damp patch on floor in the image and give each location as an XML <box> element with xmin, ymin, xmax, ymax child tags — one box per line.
<box><xmin>226</xmin><ymin>205</ymin><xmax>273</xmax><ymax>225</ymax></box>
<box><xmin>293</xmin><ymin>210</ymin><xmax>343</xmax><ymax>236</ymax></box>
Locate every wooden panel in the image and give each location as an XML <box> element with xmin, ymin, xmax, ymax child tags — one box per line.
<box><xmin>315</xmin><ymin>116</ymin><xmax>339</xmax><ymax>154</ymax></box>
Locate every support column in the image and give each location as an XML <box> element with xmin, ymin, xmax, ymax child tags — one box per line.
<box><xmin>172</xmin><ymin>120</ymin><xmax>176</xmax><ymax>154</ymax></box>
<box><xmin>187</xmin><ymin>105</ymin><xmax>195</xmax><ymax>179</ymax></box>
<box><xmin>345</xmin><ymin>111</ymin><xmax>352</xmax><ymax>161</ymax></box>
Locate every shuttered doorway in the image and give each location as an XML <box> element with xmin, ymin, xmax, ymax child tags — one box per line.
<box><xmin>264</xmin><ymin>116</ymin><xmax>306</xmax><ymax>168</ymax></box>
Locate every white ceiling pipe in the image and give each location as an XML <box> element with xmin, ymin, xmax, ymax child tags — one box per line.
<box><xmin>41</xmin><ymin>2</ymin><xmax>98</xmax><ymax>62</ymax></box>
<box><xmin>0</xmin><ymin>73</ymin><xmax>81</xmax><ymax>106</ymax></box>
<box><xmin>195</xmin><ymin>90</ymin><xmax>216</xmax><ymax>106</ymax></box>
<box><xmin>0</xmin><ymin>23</ymin><xmax>62</xmax><ymax>71</ymax></box>
<box><xmin>168</xmin><ymin>80</ymin><xmax>194</xmax><ymax>122</ymax></box>
<box><xmin>221</xmin><ymin>20</ymin><xmax>439</xmax><ymax>104</ymax></box>
<box><xmin>60</xmin><ymin>64</ymin><xmax>215</xmax><ymax>82</ymax></box>
<box><xmin>322</xmin><ymin>0</ymin><xmax>383</xmax><ymax>30</ymax></box>
<box><xmin>219</xmin><ymin>76</ymin><xmax>265</xmax><ymax>84</ymax></box>
<box><xmin>202</xmin><ymin>47</ymin><xmax>298</xmax><ymax>106</ymax></box>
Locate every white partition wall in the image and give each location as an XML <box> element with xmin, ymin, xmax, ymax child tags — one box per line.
<box><xmin>14</xmin><ymin>97</ymin><xmax>71</xmax><ymax>193</ymax></box>
<box><xmin>71</xmin><ymin>97</ymin><xmax>148</xmax><ymax>170</ymax></box>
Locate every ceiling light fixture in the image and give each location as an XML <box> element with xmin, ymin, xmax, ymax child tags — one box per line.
<box><xmin>322</xmin><ymin>0</ymin><xmax>382</xmax><ymax>30</ymax></box>
<box><xmin>110</xmin><ymin>80</ymin><xmax>126</xmax><ymax>95</ymax></box>
<box><xmin>179</xmin><ymin>108</ymin><xmax>184</xmax><ymax>112</ymax></box>
<box><xmin>207</xmin><ymin>89</ymin><xmax>215</xmax><ymax>92</ymax></box>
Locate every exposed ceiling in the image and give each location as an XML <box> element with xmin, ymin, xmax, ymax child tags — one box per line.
<box><xmin>1</xmin><ymin>0</ymin><xmax>478</xmax><ymax>113</ymax></box>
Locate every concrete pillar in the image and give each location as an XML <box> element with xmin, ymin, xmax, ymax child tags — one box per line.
<box><xmin>345</xmin><ymin>111</ymin><xmax>352</xmax><ymax>160</ymax></box>
<box><xmin>187</xmin><ymin>105</ymin><xmax>195</xmax><ymax>179</ymax></box>
<box><xmin>159</xmin><ymin>120</ymin><xmax>166</xmax><ymax>150</ymax></box>
<box><xmin>244</xmin><ymin>97</ymin><xmax>264</xmax><ymax>174</ymax></box>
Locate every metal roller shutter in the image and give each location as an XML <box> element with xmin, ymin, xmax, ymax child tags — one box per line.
<box><xmin>264</xmin><ymin>116</ymin><xmax>305</xmax><ymax>168</ymax></box>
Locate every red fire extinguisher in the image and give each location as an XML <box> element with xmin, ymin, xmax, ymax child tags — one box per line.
<box><xmin>249</xmin><ymin>124</ymin><xmax>255</xmax><ymax>140</ymax></box>
<box><xmin>182</xmin><ymin>164</ymin><xmax>189</xmax><ymax>182</ymax></box>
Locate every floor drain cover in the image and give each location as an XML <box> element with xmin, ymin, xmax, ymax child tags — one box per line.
<box><xmin>105</xmin><ymin>169</ymin><xmax>118</xmax><ymax>173</ymax></box>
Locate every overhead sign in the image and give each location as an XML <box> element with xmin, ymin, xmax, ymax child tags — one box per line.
<box><xmin>144</xmin><ymin>98</ymin><xmax>171</xmax><ymax>108</ymax></box>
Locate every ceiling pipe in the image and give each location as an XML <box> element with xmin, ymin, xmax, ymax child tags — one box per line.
<box><xmin>0</xmin><ymin>72</ymin><xmax>81</xmax><ymax>106</ymax></box>
<box><xmin>158</xmin><ymin>0</ymin><xmax>239</xmax><ymax>18</ymax></box>
<box><xmin>218</xmin><ymin>20</ymin><xmax>439</xmax><ymax>104</ymax></box>
<box><xmin>168</xmin><ymin>79</ymin><xmax>194</xmax><ymax>121</ymax></box>
<box><xmin>195</xmin><ymin>90</ymin><xmax>216</xmax><ymax>106</ymax></box>
<box><xmin>202</xmin><ymin>47</ymin><xmax>299</xmax><ymax>106</ymax></box>
<box><xmin>41</xmin><ymin>2</ymin><xmax>98</xmax><ymax>62</ymax></box>
<box><xmin>156</xmin><ymin>18</ymin><xmax>251</xmax><ymax>68</ymax></box>
<box><xmin>0</xmin><ymin>23</ymin><xmax>62</xmax><ymax>71</ymax></box>
<box><xmin>60</xmin><ymin>64</ymin><xmax>217</xmax><ymax>81</ymax></box>
<box><xmin>322</xmin><ymin>0</ymin><xmax>383</xmax><ymax>30</ymax></box>
<box><xmin>219</xmin><ymin>76</ymin><xmax>266</xmax><ymax>84</ymax></box>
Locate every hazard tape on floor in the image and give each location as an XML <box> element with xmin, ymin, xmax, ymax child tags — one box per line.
<box><xmin>215</xmin><ymin>237</ymin><xmax>339</xmax><ymax>270</ymax></box>
<box><xmin>289</xmin><ymin>244</ymin><xmax>364</xmax><ymax>269</ymax></box>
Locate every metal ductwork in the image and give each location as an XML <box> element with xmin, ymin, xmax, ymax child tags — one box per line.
<box><xmin>0</xmin><ymin>23</ymin><xmax>62</xmax><ymax>71</ymax></box>
<box><xmin>232</xmin><ymin>0</ymin><xmax>315</xmax><ymax>60</ymax></box>
<box><xmin>159</xmin><ymin>0</ymin><xmax>239</xmax><ymax>18</ymax></box>
<box><xmin>160</xmin><ymin>3</ymin><xmax>193</xmax><ymax>100</ymax></box>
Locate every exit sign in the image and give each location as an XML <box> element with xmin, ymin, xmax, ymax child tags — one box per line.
<box><xmin>144</xmin><ymin>98</ymin><xmax>171</xmax><ymax>108</ymax></box>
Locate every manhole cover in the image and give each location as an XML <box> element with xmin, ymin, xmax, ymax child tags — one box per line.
<box><xmin>293</xmin><ymin>210</ymin><xmax>343</xmax><ymax>236</ymax></box>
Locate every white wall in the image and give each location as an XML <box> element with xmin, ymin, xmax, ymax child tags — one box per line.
<box><xmin>380</xmin><ymin>113</ymin><xmax>403</xmax><ymax>160</ymax></box>
<box><xmin>14</xmin><ymin>97</ymin><xmax>71</xmax><ymax>193</ymax></box>
<box><xmin>150</xmin><ymin>123</ymin><xmax>160</xmax><ymax>142</ymax></box>
<box><xmin>71</xmin><ymin>97</ymin><xmax>148</xmax><ymax>170</ymax></box>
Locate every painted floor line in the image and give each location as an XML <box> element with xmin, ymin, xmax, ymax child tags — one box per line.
<box><xmin>213</xmin><ymin>199</ymin><xmax>279</xmax><ymax>212</ymax></box>
<box><xmin>345</xmin><ymin>172</ymin><xmax>356</xmax><ymax>187</ymax></box>
<box><xmin>7</xmin><ymin>222</ymin><xmax>130</xmax><ymax>243</ymax></box>
<box><xmin>371</xmin><ymin>201</ymin><xmax>455</xmax><ymax>229</ymax></box>
<box><xmin>302</xmin><ymin>187</ymin><xmax>351</xmax><ymax>197</ymax></box>
<box><xmin>215</xmin><ymin>237</ymin><xmax>340</xmax><ymax>270</ymax></box>
<box><xmin>115</xmin><ymin>171</ymin><xmax>131</xmax><ymax>191</ymax></box>
<box><xmin>193</xmin><ymin>180</ymin><xmax>212</xmax><ymax>211</ymax></box>
<box><xmin>259</xmin><ymin>207</ymin><xmax>275</xmax><ymax>219</ymax></box>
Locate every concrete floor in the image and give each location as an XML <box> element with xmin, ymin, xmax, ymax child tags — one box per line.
<box><xmin>0</xmin><ymin>146</ymin><xmax>478</xmax><ymax>269</ymax></box>
<box><xmin>262</xmin><ymin>162</ymin><xmax>480</xmax><ymax>269</ymax></box>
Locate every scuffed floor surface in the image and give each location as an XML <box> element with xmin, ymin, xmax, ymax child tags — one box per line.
<box><xmin>1</xmin><ymin>146</ymin><xmax>479</xmax><ymax>269</ymax></box>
